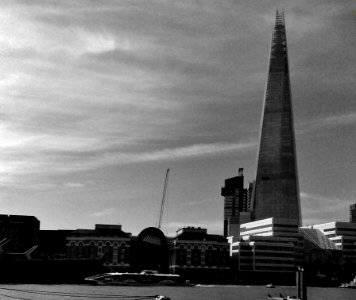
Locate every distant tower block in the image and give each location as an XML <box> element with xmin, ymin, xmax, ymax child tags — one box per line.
<box><xmin>350</xmin><ymin>204</ymin><xmax>356</xmax><ymax>223</ymax></box>
<box><xmin>221</xmin><ymin>168</ymin><xmax>252</xmax><ymax>238</ymax></box>
<box><xmin>252</xmin><ymin>11</ymin><xmax>302</xmax><ymax>226</ymax></box>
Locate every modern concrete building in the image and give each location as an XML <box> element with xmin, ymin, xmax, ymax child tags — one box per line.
<box><xmin>304</xmin><ymin>222</ymin><xmax>356</xmax><ymax>263</ymax></box>
<box><xmin>231</xmin><ymin>218</ymin><xmax>303</xmax><ymax>276</ymax></box>
<box><xmin>252</xmin><ymin>10</ymin><xmax>301</xmax><ymax>226</ymax></box>
<box><xmin>299</xmin><ymin>227</ymin><xmax>342</xmax><ymax>283</ymax></box>
<box><xmin>221</xmin><ymin>168</ymin><xmax>253</xmax><ymax>238</ymax></box>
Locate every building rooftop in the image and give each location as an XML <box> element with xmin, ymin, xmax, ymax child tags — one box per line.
<box><xmin>299</xmin><ymin>228</ymin><xmax>339</xmax><ymax>250</ymax></box>
<box><xmin>175</xmin><ymin>227</ymin><xmax>227</xmax><ymax>243</ymax></box>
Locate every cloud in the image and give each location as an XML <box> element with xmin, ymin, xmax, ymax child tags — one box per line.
<box><xmin>64</xmin><ymin>182</ymin><xmax>85</xmax><ymax>188</ymax></box>
<box><xmin>296</xmin><ymin>112</ymin><xmax>356</xmax><ymax>135</ymax></box>
<box><xmin>182</xmin><ymin>199</ymin><xmax>215</xmax><ymax>207</ymax></box>
<box><xmin>0</xmin><ymin>141</ymin><xmax>256</xmax><ymax>185</ymax></box>
<box><xmin>300</xmin><ymin>192</ymin><xmax>352</xmax><ymax>225</ymax></box>
<box><xmin>91</xmin><ymin>208</ymin><xmax>116</xmax><ymax>218</ymax></box>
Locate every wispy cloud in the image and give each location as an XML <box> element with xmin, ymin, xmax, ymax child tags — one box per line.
<box><xmin>91</xmin><ymin>208</ymin><xmax>116</xmax><ymax>218</ymax></box>
<box><xmin>0</xmin><ymin>0</ymin><xmax>355</xmax><ymax>234</ymax></box>
<box><xmin>64</xmin><ymin>182</ymin><xmax>85</xmax><ymax>188</ymax></box>
<box><xmin>182</xmin><ymin>199</ymin><xmax>215</xmax><ymax>207</ymax></box>
<box><xmin>0</xmin><ymin>141</ymin><xmax>256</xmax><ymax>185</ymax></box>
<box><xmin>300</xmin><ymin>192</ymin><xmax>352</xmax><ymax>225</ymax></box>
<box><xmin>297</xmin><ymin>112</ymin><xmax>356</xmax><ymax>134</ymax></box>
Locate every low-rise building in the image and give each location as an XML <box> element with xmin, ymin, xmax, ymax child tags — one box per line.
<box><xmin>299</xmin><ymin>227</ymin><xmax>342</xmax><ymax>284</ymax></box>
<box><xmin>67</xmin><ymin>224</ymin><xmax>131</xmax><ymax>270</ymax></box>
<box><xmin>230</xmin><ymin>218</ymin><xmax>303</xmax><ymax>283</ymax></box>
<box><xmin>169</xmin><ymin>227</ymin><xmax>230</xmax><ymax>282</ymax></box>
<box><xmin>0</xmin><ymin>214</ymin><xmax>40</xmax><ymax>254</ymax></box>
<box><xmin>304</xmin><ymin>222</ymin><xmax>356</xmax><ymax>263</ymax></box>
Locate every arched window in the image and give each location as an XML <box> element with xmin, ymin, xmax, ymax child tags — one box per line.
<box><xmin>205</xmin><ymin>246</ymin><xmax>214</xmax><ymax>266</ymax></box>
<box><xmin>88</xmin><ymin>241</ymin><xmax>98</xmax><ymax>259</ymax></box>
<box><xmin>221</xmin><ymin>246</ymin><xmax>229</xmax><ymax>266</ymax></box>
<box><xmin>215</xmin><ymin>247</ymin><xmax>222</xmax><ymax>266</ymax></box>
<box><xmin>176</xmin><ymin>245</ymin><xmax>187</xmax><ymax>266</ymax></box>
<box><xmin>67</xmin><ymin>241</ymin><xmax>76</xmax><ymax>259</ymax></box>
<box><xmin>102</xmin><ymin>242</ymin><xmax>113</xmax><ymax>264</ymax></box>
<box><xmin>191</xmin><ymin>245</ymin><xmax>201</xmax><ymax>267</ymax></box>
<box><xmin>77</xmin><ymin>242</ymin><xmax>84</xmax><ymax>258</ymax></box>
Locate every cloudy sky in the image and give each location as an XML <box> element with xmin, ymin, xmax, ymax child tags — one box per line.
<box><xmin>0</xmin><ymin>0</ymin><xmax>355</xmax><ymax>235</ymax></box>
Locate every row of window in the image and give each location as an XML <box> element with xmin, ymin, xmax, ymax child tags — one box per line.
<box><xmin>67</xmin><ymin>245</ymin><xmax>129</xmax><ymax>264</ymax></box>
<box><xmin>67</xmin><ymin>240</ymin><xmax>129</xmax><ymax>247</ymax></box>
<box><xmin>174</xmin><ymin>248</ymin><xmax>229</xmax><ymax>267</ymax></box>
<box><xmin>174</xmin><ymin>244</ymin><xmax>228</xmax><ymax>251</ymax></box>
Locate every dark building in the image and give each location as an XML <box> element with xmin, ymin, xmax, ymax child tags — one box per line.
<box><xmin>299</xmin><ymin>227</ymin><xmax>342</xmax><ymax>284</ymax></box>
<box><xmin>67</xmin><ymin>224</ymin><xmax>131</xmax><ymax>271</ymax></box>
<box><xmin>169</xmin><ymin>227</ymin><xmax>230</xmax><ymax>282</ymax></box>
<box><xmin>350</xmin><ymin>203</ymin><xmax>356</xmax><ymax>223</ymax></box>
<box><xmin>252</xmin><ymin>10</ymin><xmax>302</xmax><ymax>226</ymax></box>
<box><xmin>0</xmin><ymin>214</ymin><xmax>40</xmax><ymax>253</ymax></box>
<box><xmin>39</xmin><ymin>230</ymin><xmax>73</xmax><ymax>259</ymax></box>
<box><xmin>221</xmin><ymin>168</ymin><xmax>253</xmax><ymax>238</ymax></box>
<box><xmin>131</xmin><ymin>227</ymin><xmax>170</xmax><ymax>273</ymax></box>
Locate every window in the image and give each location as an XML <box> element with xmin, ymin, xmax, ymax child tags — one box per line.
<box><xmin>191</xmin><ymin>246</ymin><xmax>201</xmax><ymax>267</ymax></box>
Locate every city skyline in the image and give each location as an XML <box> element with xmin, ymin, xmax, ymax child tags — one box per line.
<box><xmin>0</xmin><ymin>1</ymin><xmax>355</xmax><ymax>235</ymax></box>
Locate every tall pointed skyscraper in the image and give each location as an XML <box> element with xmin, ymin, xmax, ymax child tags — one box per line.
<box><xmin>252</xmin><ymin>11</ymin><xmax>302</xmax><ymax>226</ymax></box>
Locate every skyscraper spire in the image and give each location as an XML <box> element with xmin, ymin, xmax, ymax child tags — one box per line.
<box><xmin>252</xmin><ymin>11</ymin><xmax>302</xmax><ymax>226</ymax></box>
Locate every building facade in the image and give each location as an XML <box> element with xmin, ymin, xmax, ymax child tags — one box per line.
<box><xmin>299</xmin><ymin>227</ymin><xmax>342</xmax><ymax>284</ymax></box>
<box><xmin>221</xmin><ymin>168</ymin><xmax>253</xmax><ymax>238</ymax></box>
<box><xmin>350</xmin><ymin>204</ymin><xmax>356</xmax><ymax>223</ymax></box>
<box><xmin>230</xmin><ymin>218</ymin><xmax>303</xmax><ymax>277</ymax></box>
<box><xmin>0</xmin><ymin>214</ymin><xmax>40</xmax><ymax>254</ymax></box>
<box><xmin>169</xmin><ymin>227</ymin><xmax>230</xmax><ymax>281</ymax></box>
<box><xmin>304</xmin><ymin>222</ymin><xmax>356</xmax><ymax>263</ymax></box>
<box><xmin>67</xmin><ymin>224</ymin><xmax>131</xmax><ymax>270</ymax></box>
<box><xmin>252</xmin><ymin>10</ymin><xmax>301</xmax><ymax>226</ymax></box>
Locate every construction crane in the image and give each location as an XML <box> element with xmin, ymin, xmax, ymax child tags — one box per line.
<box><xmin>157</xmin><ymin>168</ymin><xmax>170</xmax><ymax>230</ymax></box>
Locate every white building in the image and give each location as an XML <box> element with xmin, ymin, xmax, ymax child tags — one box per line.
<box><xmin>303</xmin><ymin>222</ymin><xmax>356</xmax><ymax>262</ymax></box>
<box><xmin>231</xmin><ymin>218</ymin><xmax>303</xmax><ymax>273</ymax></box>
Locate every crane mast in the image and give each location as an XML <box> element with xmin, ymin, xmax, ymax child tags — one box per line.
<box><xmin>157</xmin><ymin>168</ymin><xmax>170</xmax><ymax>230</ymax></box>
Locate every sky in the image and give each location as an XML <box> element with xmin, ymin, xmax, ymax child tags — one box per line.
<box><xmin>0</xmin><ymin>0</ymin><xmax>355</xmax><ymax>236</ymax></box>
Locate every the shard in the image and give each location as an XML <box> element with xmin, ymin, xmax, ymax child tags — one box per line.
<box><xmin>252</xmin><ymin>11</ymin><xmax>302</xmax><ymax>226</ymax></box>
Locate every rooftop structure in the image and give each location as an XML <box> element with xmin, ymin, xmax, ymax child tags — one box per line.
<box><xmin>303</xmin><ymin>222</ymin><xmax>356</xmax><ymax>262</ymax></box>
<box><xmin>299</xmin><ymin>228</ymin><xmax>339</xmax><ymax>250</ymax></box>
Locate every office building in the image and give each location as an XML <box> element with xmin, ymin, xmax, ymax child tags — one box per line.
<box><xmin>304</xmin><ymin>222</ymin><xmax>356</xmax><ymax>263</ymax></box>
<box><xmin>299</xmin><ymin>227</ymin><xmax>342</xmax><ymax>282</ymax></box>
<box><xmin>231</xmin><ymin>218</ymin><xmax>303</xmax><ymax>277</ymax></box>
<box><xmin>350</xmin><ymin>204</ymin><xmax>356</xmax><ymax>223</ymax></box>
<box><xmin>221</xmin><ymin>168</ymin><xmax>253</xmax><ymax>238</ymax></box>
<box><xmin>252</xmin><ymin>10</ymin><xmax>301</xmax><ymax>226</ymax></box>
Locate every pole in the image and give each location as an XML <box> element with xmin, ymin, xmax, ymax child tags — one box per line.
<box><xmin>302</xmin><ymin>268</ymin><xmax>307</xmax><ymax>300</ymax></box>
<box><xmin>296</xmin><ymin>268</ymin><xmax>301</xmax><ymax>299</ymax></box>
